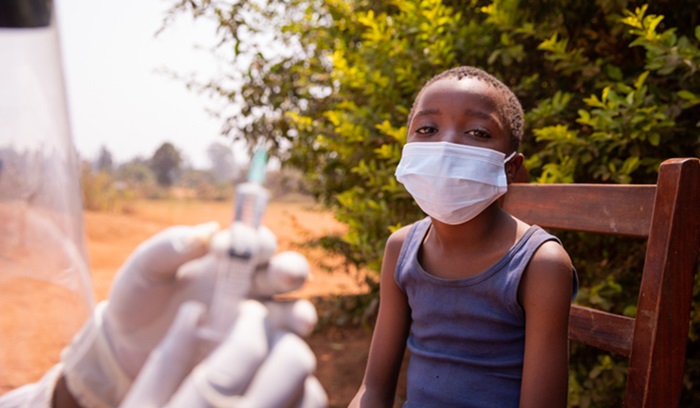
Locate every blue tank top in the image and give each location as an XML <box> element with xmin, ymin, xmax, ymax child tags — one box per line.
<box><xmin>395</xmin><ymin>218</ymin><xmax>577</xmax><ymax>407</ymax></box>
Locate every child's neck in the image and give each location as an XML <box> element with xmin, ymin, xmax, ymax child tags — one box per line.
<box><xmin>421</xmin><ymin>206</ymin><xmax>521</xmax><ymax>280</ymax></box>
<box><xmin>429</xmin><ymin>205</ymin><xmax>515</xmax><ymax>253</ymax></box>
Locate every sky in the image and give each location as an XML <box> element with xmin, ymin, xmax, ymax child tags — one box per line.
<box><xmin>55</xmin><ymin>0</ymin><xmax>241</xmax><ymax>169</ymax></box>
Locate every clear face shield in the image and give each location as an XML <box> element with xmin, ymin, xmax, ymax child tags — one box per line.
<box><xmin>0</xmin><ymin>0</ymin><xmax>94</xmax><ymax>393</ymax></box>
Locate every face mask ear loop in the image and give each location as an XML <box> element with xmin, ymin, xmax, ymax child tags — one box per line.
<box><xmin>504</xmin><ymin>151</ymin><xmax>520</xmax><ymax>183</ymax></box>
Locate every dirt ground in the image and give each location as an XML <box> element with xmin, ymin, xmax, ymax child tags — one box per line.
<box><xmin>1</xmin><ymin>197</ymin><xmax>393</xmax><ymax>407</ymax></box>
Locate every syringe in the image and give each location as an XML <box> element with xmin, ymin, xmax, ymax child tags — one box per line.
<box><xmin>233</xmin><ymin>147</ymin><xmax>270</xmax><ymax>229</ymax></box>
<box><xmin>199</xmin><ymin>147</ymin><xmax>270</xmax><ymax>343</ymax></box>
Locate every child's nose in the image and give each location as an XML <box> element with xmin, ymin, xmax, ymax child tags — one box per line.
<box><xmin>441</xmin><ymin>128</ymin><xmax>462</xmax><ymax>144</ymax></box>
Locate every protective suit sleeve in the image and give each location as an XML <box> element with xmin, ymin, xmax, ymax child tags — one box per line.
<box><xmin>0</xmin><ymin>364</ymin><xmax>63</xmax><ymax>408</ymax></box>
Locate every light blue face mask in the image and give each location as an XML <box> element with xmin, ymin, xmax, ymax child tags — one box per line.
<box><xmin>395</xmin><ymin>142</ymin><xmax>516</xmax><ymax>225</ymax></box>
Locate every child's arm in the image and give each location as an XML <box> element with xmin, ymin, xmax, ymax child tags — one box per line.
<box><xmin>518</xmin><ymin>240</ymin><xmax>574</xmax><ymax>408</ymax></box>
<box><xmin>349</xmin><ymin>229</ymin><xmax>412</xmax><ymax>408</ymax></box>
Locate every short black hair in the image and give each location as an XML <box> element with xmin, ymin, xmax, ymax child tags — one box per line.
<box><xmin>406</xmin><ymin>66</ymin><xmax>524</xmax><ymax>150</ymax></box>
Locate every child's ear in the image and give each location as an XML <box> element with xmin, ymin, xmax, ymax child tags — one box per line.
<box><xmin>507</xmin><ymin>153</ymin><xmax>528</xmax><ymax>183</ymax></box>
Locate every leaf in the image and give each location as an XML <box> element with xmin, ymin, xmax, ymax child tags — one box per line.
<box><xmin>633</xmin><ymin>71</ymin><xmax>650</xmax><ymax>89</ymax></box>
<box><xmin>678</xmin><ymin>90</ymin><xmax>699</xmax><ymax>100</ymax></box>
<box><xmin>648</xmin><ymin>132</ymin><xmax>660</xmax><ymax>146</ymax></box>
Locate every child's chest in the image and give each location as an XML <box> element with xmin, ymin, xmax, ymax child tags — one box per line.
<box><xmin>419</xmin><ymin>244</ymin><xmax>510</xmax><ymax>280</ymax></box>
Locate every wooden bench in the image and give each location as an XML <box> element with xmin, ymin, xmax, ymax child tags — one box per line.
<box><xmin>501</xmin><ymin>157</ymin><xmax>700</xmax><ymax>407</ymax></box>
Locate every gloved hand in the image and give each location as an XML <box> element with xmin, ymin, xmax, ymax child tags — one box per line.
<box><xmin>59</xmin><ymin>221</ymin><xmax>326</xmax><ymax>408</ymax></box>
<box><xmin>121</xmin><ymin>299</ymin><xmax>327</xmax><ymax>408</ymax></box>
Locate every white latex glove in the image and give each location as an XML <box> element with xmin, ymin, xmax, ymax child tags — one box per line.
<box><xmin>121</xmin><ymin>299</ymin><xmax>327</xmax><ymax>408</ymax></box>
<box><xmin>59</xmin><ymin>222</ymin><xmax>326</xmax><ymax>408</ymax></box>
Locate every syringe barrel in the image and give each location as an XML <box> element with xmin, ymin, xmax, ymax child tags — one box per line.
<box><xmin>234</xmin><ymin>182</ymin><xmax>270</xmax><ymax>228</ymax></box>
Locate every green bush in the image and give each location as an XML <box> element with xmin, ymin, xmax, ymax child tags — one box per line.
<box><xmin>114</xmin><ymin>159</ymin><xmax>170</xmax><ymax>200</ymax></box>
<box><xmin>79</xmin><ymin>163</ymin><xmax>135</xmax><ymax>212</ymax></box>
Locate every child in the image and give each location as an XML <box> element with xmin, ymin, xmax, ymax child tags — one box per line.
<box><xmin>349</xmin><ymin>66</ymin><xmax>577</xmax><ymax>408</ymax></box>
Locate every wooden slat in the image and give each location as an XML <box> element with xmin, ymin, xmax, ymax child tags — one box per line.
<box><xmin>624</xmin><ymin>158</ymin><xmax>700</xmax><ymax>407</ymax></box>
<box><xmin>502</xmin><ymin>184</ymin><xmax>656</xmax><ymax>237</ymax></box>
<box><xmin>569</xmin><ymin>305</ymin><xmax>635</xmax><ymax>357</ymax></box>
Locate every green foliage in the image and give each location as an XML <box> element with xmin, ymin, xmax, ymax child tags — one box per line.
<box><xmin>82</xmin><ymin>156</ymin><xmax>240</xmax><ymax>207</ymax></box>
<box><xmin>168</xmin><ymin>0</ymin><xmax>700</xmax><ymax>405</ymax></box>
<box><xmin>149</xmin><ymin>142</ymin><xmax>183</xmax><ymax>187</ymax></box>
<box><xmin>264</xmin><ymin>166</ymin><xmax>312</xmax><ymax>199</ymax></box>
<box><xmin>81</xmin><ymin>156</ymin><xmax>309</xmax><ymax>207</ymax></box>
<box><xmin>114</xmin><ymin>158</ymin><xmax>166</xmax><ymax>199</ymax></box>
<box><xmin>79</xmin><ymin>163</ymin><xmax>136</xmax><ymax>212</ymax></box>
<box><xmin>95</xmin><ymin>145</ymin><xmax>114</xmax><ymax>173</ymax></box>
<box><xmin>177</xmin><ymin>168</ymin><xmax>234</xmax><ymax>200</ymax></box>
<box><xmin>568</xmin><ymin>346</ymin><xmax>627</xmax><ymax>408</ymax></box>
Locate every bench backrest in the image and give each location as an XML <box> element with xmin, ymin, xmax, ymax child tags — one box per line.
<box><xmin>501</xmin><ymin>157</ymin><xmax>700</xmax><ymax>407</ymax></box>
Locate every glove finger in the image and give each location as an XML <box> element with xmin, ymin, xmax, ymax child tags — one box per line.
<box><xmin>117</xmin><ymin>222</ymin><xmax>220</xmax><ymax>286</ymax></box>
<box><xmin>251</xmin><ymin>251</ymin><xmax>310</xmax><ymax>297</ymax></box>
<box><xmin>237</xmin><ymin>332</ymin><xmax>318</xmax><ymax>408</ymax></box>
<box><xmin>120</xmin><ymin>301</ymin><xmax>206</xmax><ymax>408</ymax></box>
<box><xmin>106</xmin><ymin>222</ymin><xmax>219</xmax><ymax>351</ymax></box>
<box><xmin>257</xmin><ymin>225</ymin><xmax>278</xmax><ymax>263</ymax></box>
<box><xmin>166</xmin><ymin>300</ymin><xmax>270</xmax><ymax>407</ymax></box>
<box><xmin>295</xmin><ymin>376</ymin><xmax>329</xmax><ymax>408</ymax></box>
<box><xmin>265</xmin><ymin>299</ymin><xmax>317</xmax><ymax>338</ymax></box>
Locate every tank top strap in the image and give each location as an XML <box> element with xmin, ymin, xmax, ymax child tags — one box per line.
<box><xmin>394</xmin><ymin>218</ymin><xmax>431</xmax><ymax>291</ymax></box>
<box><xmin>502</xmin><ymin>225</ymin><xmax>578</xmax><ymax>308</ymax></box>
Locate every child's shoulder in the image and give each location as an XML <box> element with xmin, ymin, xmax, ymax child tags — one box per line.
<box><xmin>530</xmin><ymin>232</ymin><xmax>572</xmax><ymax>269</ymax></box>
<box><xmin>386</xmin><ymin>223</ymin><xmax>412</xmax><ymax>248</ymax></box>
<box><xmin>515</xmin><ymin>216</ymin><xmax>572</xmax><ymax>272</ymax></box>
<box><xmin>384</xmin><ymin>220</ymin><xmax>424</xmax><ymax>257</ymax></box>
<box><xmin>519</xmin><ymin>234</ymin><xmax>575</xmax><ymax>301</ymax></box>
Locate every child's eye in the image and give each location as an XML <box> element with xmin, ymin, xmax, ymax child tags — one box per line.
<box><xmin>415</xmin><ymin>126</ymin><xmax>437</xmax><ymax>135</ymax></box>
<box><xmin>465</xmin><ymin>129</ymin><xmax>491</xmax><ymax>139</ymax></box>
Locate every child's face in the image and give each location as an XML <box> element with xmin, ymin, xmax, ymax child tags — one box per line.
<box><xmin>407</xmin><ymin>77</ymin><xmax>512</xmax><ymax>154</ymax></box>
